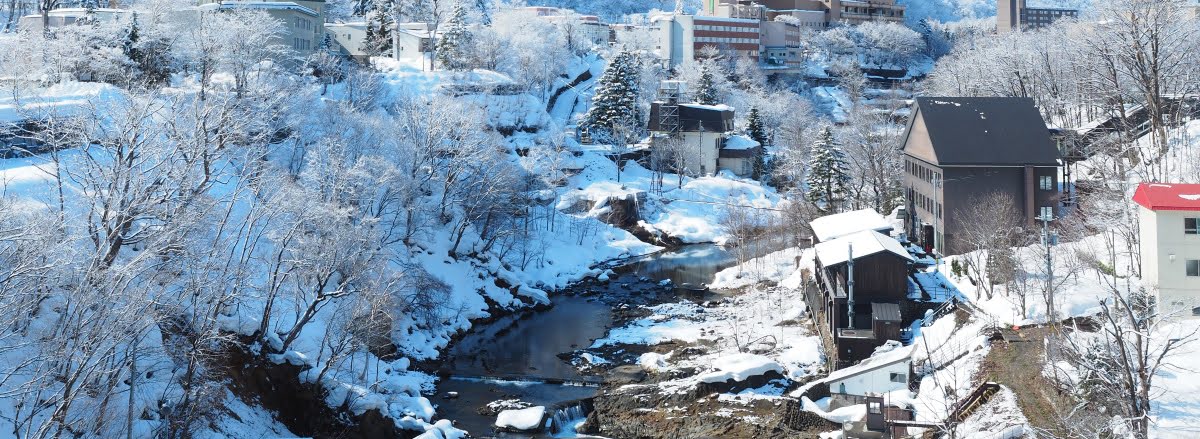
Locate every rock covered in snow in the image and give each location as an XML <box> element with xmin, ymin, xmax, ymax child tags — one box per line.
<box><xmin>697</xmin><ymin>353</ymin><xmax>784</xmax><ymax>384</ymax></box>
<box><xmin>494</xmin><ymin>406</ymin><xmax>546</xmax><ymax>431</ymax></box>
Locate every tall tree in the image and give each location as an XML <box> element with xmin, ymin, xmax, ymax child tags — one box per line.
<box><xmin>805</xmin><ymin>126</ymin><xmax>852</xmax><ymax>212</ymax></box>
<box><xmin>746</xmin><ymin>107</ymin><xmax>768</xmax><ymax>180</ymax></box>
<box><xmin>695</xmin><ymin>64</ymin><xmax>718</xmax><ymax>105</ymax></box>
<box><xmin>584</xmin><ymin>50</ymin><xmax>640</xmax><ymax>141</ymax></box>
<box><xmin>435</xmin><ymin>1</ymin><xmax>471</xmax><ymax>71</ymax></box>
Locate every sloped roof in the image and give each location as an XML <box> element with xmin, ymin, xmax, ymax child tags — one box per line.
<box><xmin>810</xmin><ymin>208</ymin><xmax>893</xmax><ymax>242</ymax></box>
<box><xmin>825</xmin><ymin>344</ymin><xmax>912</xmax><ymax>383</ymax></box>
<box><xmin>904</xmin><ymin>97</ymin><xmax>1060</xmax><ymax>167</ymax></box>
<box><xmin>1133</xmin><ymin>183</ymin><xmax>1200</xmax><ymax>211</ymax></box>
<box><xmin>814</xmin><ymin>230</ymin><xmax>914</xmax><ymax>267</ymax></box>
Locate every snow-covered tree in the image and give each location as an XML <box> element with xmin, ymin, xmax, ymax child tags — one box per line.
<box><xmin>805</xmin><ymin>126</ymin><xmax>852</xmax><ymax>212</ymax></box>
<box><xmin>583</xmin><ymin>50</ymin><xmax>641</xmax><ymax>142</ymax></box>
<box><xmin>695</xmin><ymin>63</ymin><xmax>718</xmax><ymax>105</ymax></box>
<box><xmin>745</xmin><ymin>107</ymin><xmax>768</xmax><ymax>180</ymax></box>
<box><xmin>435</xmin><ymin>1</ymin><xmax>472</xmax><ymax>70</ymax></box>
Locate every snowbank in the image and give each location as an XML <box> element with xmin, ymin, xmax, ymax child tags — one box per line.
<box><xmin>698</xmin><ymin>353</ymin><xmax>784</xmax><ymax>383</ymax></box>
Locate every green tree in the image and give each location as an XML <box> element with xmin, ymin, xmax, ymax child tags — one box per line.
<box><xmin>695</xmin><ymin>64</ymin><xmax>718</xmax><ymax>105</ymax></box>
<box><xmin>746</xmin><ymin>107</ymin><xmax>768</xmax><ymax>180</ymax></box>
<box><xmin>436</xmin><ymin>2</ymin><xmax>472</xmax><ymax>71</ymax></box>
<box><xmin>805</xmin><ymin>126</ymin><xmax>852</xmax><ymax>212</ymax></box>
<box><xmin>584</xmin><ymin>51</ymin><xmax>641</xmax><ymax>143</ymax></box>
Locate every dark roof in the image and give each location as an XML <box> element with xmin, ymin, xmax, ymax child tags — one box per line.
<box><xmin>648</xmin><ymin>102</ymin><xmax>734</xmax><ymax>133</ymax></box>
<box><xmin>871</xmin><ymin>302</ymin><xmax>901</xmax><ymax>322</ymax></box>
<box><xmin>905</xmin><ymin>97</ymin><xmax>1060</xmax><ymax>167</ymax></box>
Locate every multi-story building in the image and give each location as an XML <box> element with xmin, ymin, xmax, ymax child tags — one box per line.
<box><xmin>703</xmin><ymin>0</ymin><xmax>905</xmax><ymax>27</ymax></box>
<box><xmin>1134</xmin><ymin>183</ymin><xmax>1200</xmax><ymax>316</ymax></box>
<box><xmin>197</xmin><ymin>1</ymin><xmax>325</xmax><ymax>55</ymax></box>
<box><xmin>657</xmin><ymin>14</ymin><xmax>761</xmax><ymax>69</ymax></box>
<box><xmin>18</xmin><ymin>7</ymin><xmax>125</xmax><ymax>31</ymax></box>
<box><xmin>759</xmin><ymin>20</ymin><xmax>805</xmax><ymax>69</ymax></box>
<box><xmin>517</xmin><ymin>6</ymin><xmax>610</xmax><ymax>46</ymax></box>
<box><xmin>900</xmin><ymin>97</ymin><xmax>1061</xmax><ymax>255</ymax></box>
<box><xmin>997</xmin><ymin>0</ymin><xmax>1078</xmax><ymax>34</ymax></box>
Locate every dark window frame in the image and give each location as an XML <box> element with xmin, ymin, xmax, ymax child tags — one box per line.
<box><xmin>1186</xmin><ymin>218</ymin><xmax>1199</xmax><ymax>235</ymax></box>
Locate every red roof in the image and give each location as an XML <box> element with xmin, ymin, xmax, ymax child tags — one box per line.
<box><xmin>1132</xmin><ymin>183</ymin><xmax>1200</xmax><ymax>211</ymax></box>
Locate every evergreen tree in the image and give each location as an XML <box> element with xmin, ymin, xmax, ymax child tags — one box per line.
<box><xmin>805</xmin><ymin>126</ymin><xmax>852</xmax><ymax>212</ymax></box>
<box><xmin>695</xmin><ymin>64</ymin><xmax>717</xmax><ymax>105</ymax></box>
<box><xmin>746</xmin><ymin>107</ymin><xmax>768</xmax><ymax>180</ymax></box>
<box><xmin>362</xmin><ymin>12</ymin><xmax>394</xmax><ymax>56</ymax></box>
<box><xmin>584</xmin><ymin>51</ymin><xmax>641</xmax><ymax>143</ymax></box>
<box><xmin>436</xmin><ymin>2</ymin><xmax>472</xmax><ymax>71</ymax></box>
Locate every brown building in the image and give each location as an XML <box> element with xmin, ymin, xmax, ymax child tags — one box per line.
<box><xmin>998</xmin><ymin>0</ymin><xmax>1078</xmax><ymax>34</ymax></box>
<box><xmin>658</xmin><ymin>14</ymin><xmax>761</xmax><ymax>69</ymax></box>
<box><xmin>900</xmin><ymin>97</ymin><xmax>1062</xmax><ymax>255</ymax></box>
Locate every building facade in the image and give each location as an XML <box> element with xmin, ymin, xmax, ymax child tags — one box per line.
<box><xmin>1134</xmin><ymin>183</ymin><xmax>1200</xmax><ymax>315</ymax></box>
<box><xmin>18</xmin><ymin>8</ymin><xmax>124</xmax><ymax>32</ymax></box>
<box><xmin>997</xmin><ymin>0</ymin><xmax>1078</xmax><ymax>34</ymax></box>
<box><xmin>900</xmin><ymin>97</ymin><xmax>1061</xmax><ymax>255</ymax></box>
<box><xmin>657</xmin><ymin>14</ymin><xmax>761</xmax><ymax>69</ymax></box>
<box><xmin>197</xmin><ymin>1</ymin><xmax>325</xmax><ymax>56</ymax></box>
<box><xmin>704</xmin><ymin>0</ymin><xmax>905</xmax><ymax>27</ymax></box>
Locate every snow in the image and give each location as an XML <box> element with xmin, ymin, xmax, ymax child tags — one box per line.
<box><xmin>809</xmin><ymin>208</ymin><xmax>894</xmax><ymax>242</ymax></box>
<box><xmin>680</xmin><ymin>102</ymin><xmax>735</xmax><ymax>112</ymax></box>
<box><xmin>813</xmin><ymin>230</ymin><xmax>913</xmax><ymax>267</ymax></box>
<box><xmin>494</xmin><ymin>406</ymin><xmax>547</xmax><ymax>431</ymax></box>
<box><xmin>823</xmin><ymin>343</ymin><xmax>912</xmax><ymax>383</ymax></box>
<box><xmin>638</xmin><ymin>352</ymin><xmax>670</xmax><ymax>372</ymax></box>
<box><xmin>0</xmin><ymin>81</ymin><xmax>121</xmax><ymax>123</ymax></box>
<box><xmin>952</xmin><ymin>387</ymin><xmax>1031</xmax><ymax>439</ymax></box>
<box><xmin>697</xmin><ymin>353</ymin><xmax>784</xmax><ymax>383</ymax></box>
<box><xmin>801</xmin><ymin>397</ymin><xmax>867</xmax><ymax>423</ymax></box>
<box><xmin>710</xmin><ymin>247</ymin><xmax>813</xmax><ymax>290</ymax></box>
<box><xmin>1180</xmin><ymin>194</ymin><xmax>1200</xmax><ymax>201</ymax></box>
<box><xmin>722</xmin><ymin>134</ymin><xmax>760</xmax><ymax>150</ymax></box>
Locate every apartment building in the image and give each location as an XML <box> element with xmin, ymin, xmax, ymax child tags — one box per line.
<box><xmin>657</xmin><ymin>14</ymin><xmax>761</xmax><ymax>69</ymax></box>
<box><xmin>997</xmin><ymin>0</ymin><xmax>1078</xmax><ymax>34</ymax></box>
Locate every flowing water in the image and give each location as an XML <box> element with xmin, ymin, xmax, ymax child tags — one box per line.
<box><xmin>432</xmin><ymin>239</ymin><xmax>793</xmax><ymax>438</ymax></box>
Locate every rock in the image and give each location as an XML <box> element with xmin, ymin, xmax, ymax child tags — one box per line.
<box><xmin>495</xmin><ymin>406</ymin><xmax>546</xmax><ymax>432</ymax></box>
<box><xmin>604</xmin><ymin>365</ymin><xmax>647</xmax><ymax>385</ymax></box>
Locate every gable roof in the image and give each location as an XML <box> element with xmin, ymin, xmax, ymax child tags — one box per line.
<box><xmin>903</xmin><ymin>97</ymin><xmax>1060</xmax><ymax>167</ymax></box>
<box><xmin>814</xmin><ymin>230</ymin><xmax>914</xmax><ymax>267</ymax></box>
<box><xmin>809</xmin><ymin>208</ymin><xmax>893</xmax><ymax>242</ymax></box>
<box><xmin>647</xmin><ymin>102</ymin><xmax>735</xmax><ymax>133</ymax></box>
<box><xmin>825</xmin><ymin>344</ymin><xmax>912</xmax><ymax>383</ymax></box>
<box><xmin>1133</xmin><ymin>183</ymin><xmax>1200</xmax><ymax>211</ymax></box>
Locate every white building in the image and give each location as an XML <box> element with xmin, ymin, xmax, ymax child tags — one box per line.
<box><xmin>1134</xmin><ymin>183</ymin><xmax>1200</xmax><ymax>315</ymax></box>
<box><xmin>655</xmin><ymin>14</ymin><xmax>761</xmax><ymax>70</ymax></box>
<box><xmin>394</xmin><ymin>22</ymin><xmax>436</xmax><ymax>65</ymax></box>
<box><xmin>324</xmin><ymin>22</ymin><xmax>367</xmax><ymax>59</ymax></box>
<box><xmin>824</xmin><ymin>344</ymin><xmax>912</xmax><ymax>409</ymax></box>
<box><xmin>18</xmin><ymin>8</ymin><xmax>125</xmax><ymax>32</ymax></box>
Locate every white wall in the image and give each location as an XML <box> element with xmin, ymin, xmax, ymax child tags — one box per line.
<box><xmin>325</xmin><ymin>23</ymin><xmax>367</xmax><ymax>57</ymax></box>
<box><xmin>828</xmin><ymin>360</ymin><xmax>910</xmax><ymax>396</ymax></box>
<box><xmin>678</xmin><ymin>131</ymin><xmax>721</xmax><ymax>176</ymax></box>
<box><xmin>1142</xmin><ymin>207</ymin><xmax>1200</xmax><ymax>312</ymax></box>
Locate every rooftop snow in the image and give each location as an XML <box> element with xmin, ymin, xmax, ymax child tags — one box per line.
<box><xmin>197</xmin><ymin>1</ymin><xmax>318</xmax><ymax>16</ymax></box>
<box><xmin>824</xmin><ymin>344</ymin><xmax>912</xmax><ymax>383</ymax></box>
<box><xmin>809</xmin><ymin>208</ymin><xmax>893</xmax><ymax>242</ymax></box>
<box><xmin>722</xmin><ymin>134</ymin><xmax>760</xmax><ymax>151</ymax></box>
<box><xmin>814</xmin><ymin>230</ymin><xmax>913</xmax><ymax>267</ymax></box>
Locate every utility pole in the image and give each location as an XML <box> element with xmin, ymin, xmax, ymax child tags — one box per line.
<box><xmin>933</xmin><ymin>173</ymin><xmax>942</xmax><ymax>272</ymax></box>
<box><xmin>1041</xmin><ymin>211</ymin><xmax>1057</xmax><ymax>323</ymax></box>
<box><xmin>847</xmin><ymin>243</ymin><xmax>855</xmax><ymax>330</ymax></box>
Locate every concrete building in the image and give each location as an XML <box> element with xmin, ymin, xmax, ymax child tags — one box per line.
<box><xmin>900</xmin><ymin>97</ymin><xmax>1061</xmax><ymax>255</ymax></box>
<box><xmin>197</xmin><ymin>1</ymin><xmax>325</xmax><ymax>55</ymax></box>
<box><xmin>1134</xmin><ymin>183</ymin><xmax>1200</xmax><ymax>315</ymax></box>
<box><xmin>759</xmin><ymin>20</ymin><xmax>805</xmax><ymax>69</ymax></box>
<box><xmin>646</xmin><ymin>81</ymin><xmax>763</xmax><ymax>178</ymax></box>
<box><xmin>324</xmin><ymin>21</ymin><xmax>367</xmax><ymax>60</ymax></box>
<box><xmin>393</xmin><ymin>22</ymin><xmax>436</xmax><ymax>64</ymax></box>
<box><xmin>657</xmin><ymin>14</ymin><xmax>761</xmax><ymax>69</ymax></box>
<box><xmin>703</xmin><ymin>0</ymin><xmax>905</xmax><ymax>27</ymax></box>
<box><xmin>825</xmin><ymin>344</ymin><xmax>912</xmax><ymax>405</ymax></box>
<box><xmin>997</xmin><ymin>0</ymin><xmax>1078</xmax><ymax>34</ymax></box>
<box><xmin>18</xmin><ymin>8</ymin><xmax>124</xmax><ymax>32</ymax></box>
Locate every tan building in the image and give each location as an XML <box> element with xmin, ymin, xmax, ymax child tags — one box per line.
<box><xmin>197</xmin><ymin>1</ymin><xmax>326</xmax><ymax>55</ymax></box>
<box><xmin>1134</xmin><ymin>183</ymin><xmax>1200</xmax><ymax>316</ymax></box>
<box><xmin>759</xmin><ymin>20</ymin><xmax>804</xmax><ymax>69</ymax></box>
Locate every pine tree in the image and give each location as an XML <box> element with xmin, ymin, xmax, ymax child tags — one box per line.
<box><xmin>584</xmin><ymin>51</ymin><xmax>641</xmax><ymax>143</ymax></box>
<box><xmin>122</xmin><ymin>12</ymin><xmax>141</xmax><ymax>66</ymax></box>
<box><xmin>695</xmin><ymin>64</ymin><xmax>717</xmax><ymax>105</ymax></box>
<box><xmin>805</xmin><ymin>126</ymin><xmax>852</xmax><ymax>212</ymax></box>
<box><xmin>746</xmin><ymin>107</ymin><xmax>768</xmax><ymax>180</ymax></box>
<box><xmin>436</xmin><ymin>2</ymin><xmax>472</xmax><ymax>71</ymax></box>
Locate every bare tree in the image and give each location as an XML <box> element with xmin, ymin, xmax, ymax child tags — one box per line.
<box><xmin>955</xmin><ymin>192</ymin><xmax>1023</xmax><ymax>300</ymax></box>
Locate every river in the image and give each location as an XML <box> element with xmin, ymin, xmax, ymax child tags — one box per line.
<box><xmin>431</xmin><ymin>240</ymin><xmax>791</xmax><ymax>438</ymax></box>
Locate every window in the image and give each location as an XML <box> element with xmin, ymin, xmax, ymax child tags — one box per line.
<box><xmin>1039</xmin><ymin>175</ymin><xmax>1054</xmax><ymax>191</ymax></box>
<box><xmin>889</xmin><ymin>372</ymin><xmax>906</xmax><ymax>383</ymax></box>
<box><xmin>1040</xmin><ymin>206</ymin><xmax>1054</xmax><ymax>220</ymax></box>
<box><xmin>1187</xmin><ymin>218</ymin><xmax>1199</xmax><ymax>235</ymax></box>
<box><xmin>868</xmin><ymin>401</ymin><xmax>883</xmax><ymax>414</ymax></box>
<box><xmin>1189</xmin><ymin>260</ymin><xmax>1199</xmax><ymax>277</ymax></box>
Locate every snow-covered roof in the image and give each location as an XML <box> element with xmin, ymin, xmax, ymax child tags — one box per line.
<box><xmin>810</xmin><ymin>208</ymin><xmax>893</xmax><ymax>242</ymax></box>
<box><xmin>1132</xmin><ymin>182</ymin><xmax>1200</xmax><ymax>211</ymax></box>
<box><xmin>21</xmin><ymin>7</ymin><xmax>124</xmax><ymax>17</ymax></box>
<box><xmin>814</xmin><ymin>230</ymin><xmax>913</xmax><ymax>267</ymax></box>
<box><xmin>680</xmin><ymin>103</ymin><xmax>734</xmax><ymax>112</ymax></box>
<box><xmin>197</xmin><ymin>1</ymin><xmax>318</xmax><ymax>17</ymax></box>
<box><xmin>722</xmin><ymin>134</ymin><xmax>761</xmax><ymax>151</ymax></box>
<box><xmin>825</xmin><ymin>344</ymin><xmax>912</xmax><ymax>383</ymax></box>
